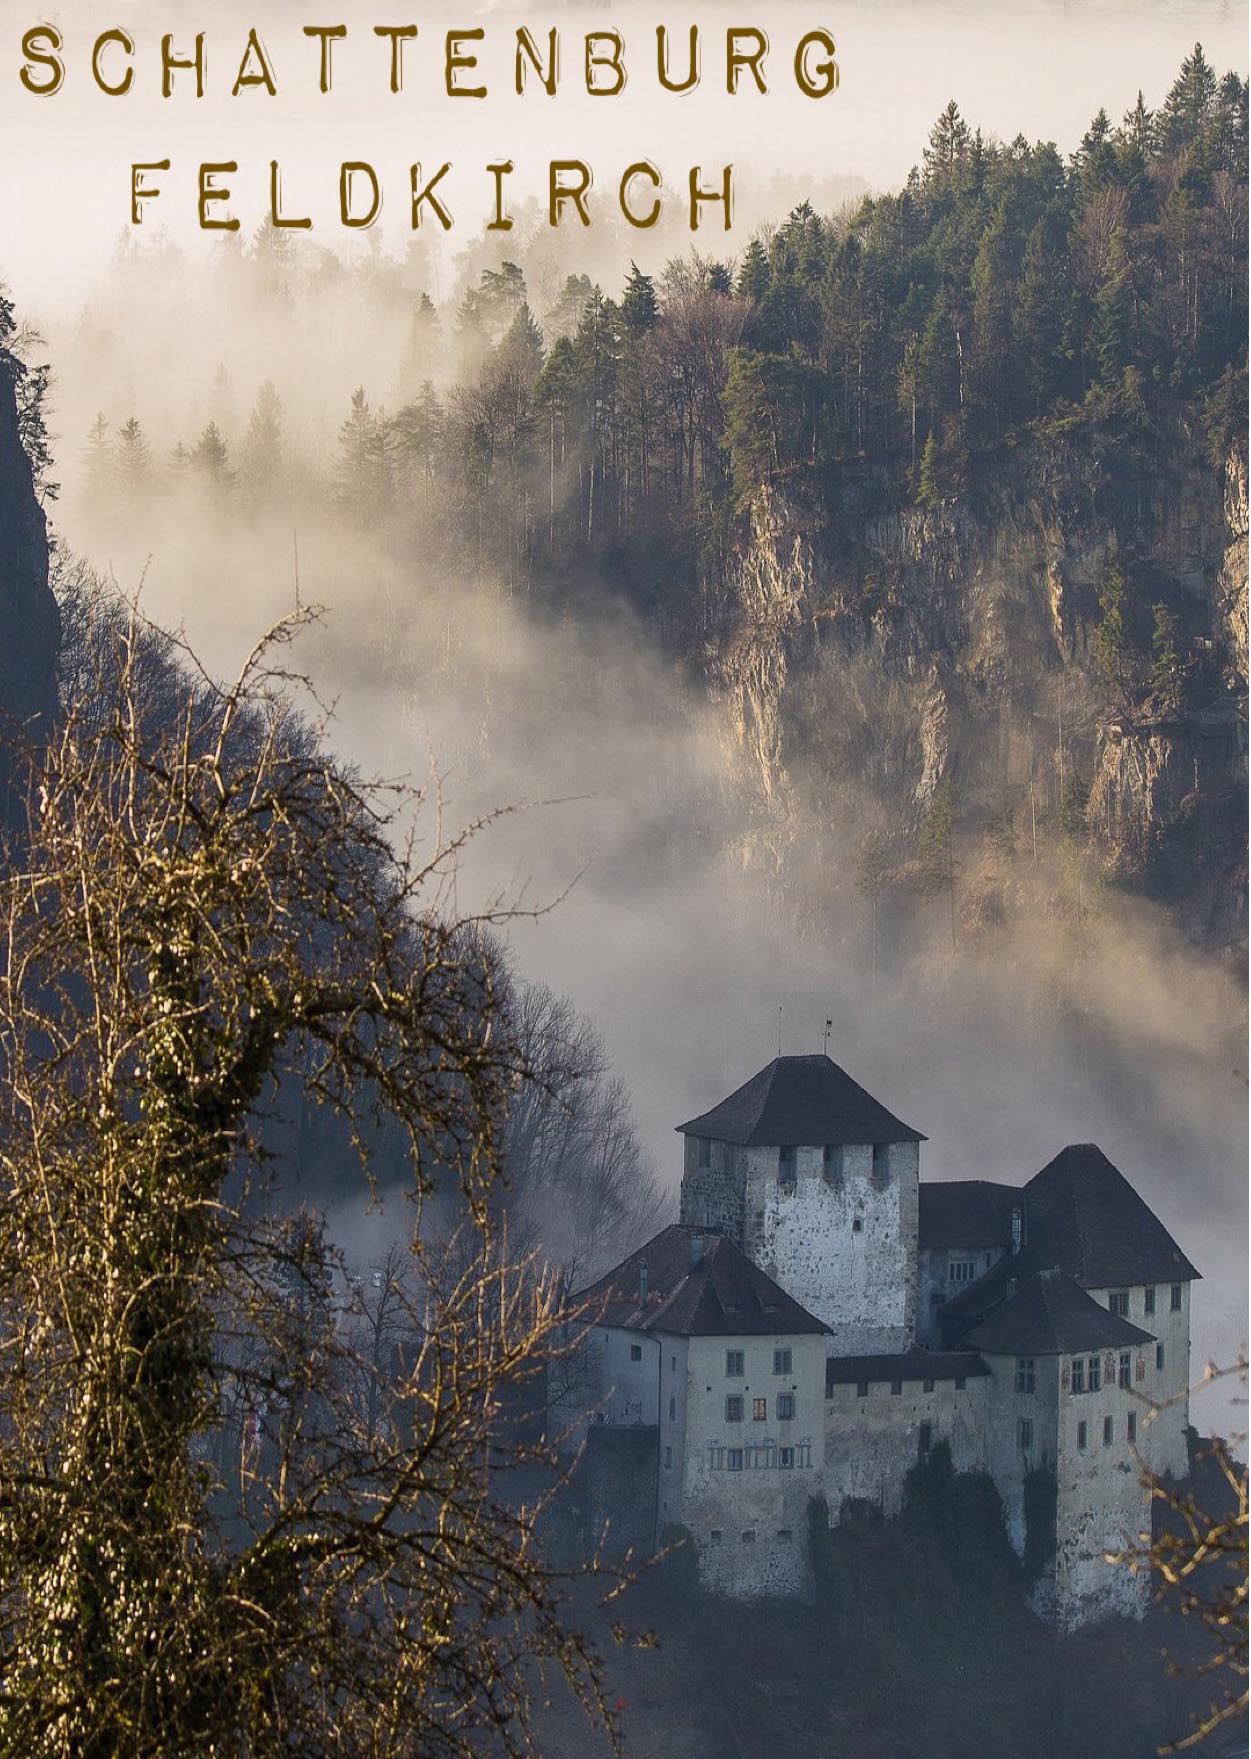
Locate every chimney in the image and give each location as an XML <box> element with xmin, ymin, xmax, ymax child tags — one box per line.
<box><xmin>1011</xmin><ymin>1206</ymin><xmax>1023</xmax><ymax>1255</ymax></box>
<box><xmin>638</xmin><ymin>1257</ymin><xmax>649</xmax><ymax>1304</ymax></box>
<box><xmin>689</xmin><ymin>1234</ymin><xmax>705</xmax><ymax>1272</ymax></box>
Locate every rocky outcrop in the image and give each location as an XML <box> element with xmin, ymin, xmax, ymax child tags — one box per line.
<box><xmin>704</xmin><ymin>431</ymin><xmax>1247</xmax><ymax>949</ymax></box>
<box><xmin>0</xmin><ymin>359</ymin><xmax>58</xmax><ymax>820</ymax></box>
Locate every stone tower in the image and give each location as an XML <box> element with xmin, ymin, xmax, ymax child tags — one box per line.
<box><xmin>677</xmin><ymin>1054</ymin><xmax>924</xmax><ymax>1354</ymax></box>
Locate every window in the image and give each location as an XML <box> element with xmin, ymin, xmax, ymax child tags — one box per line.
<box><xmin>1171</xmin><ymin>1283</ymin><xmax>1183</xmax><ymax>1313</ymax></box>
<box><xmin>955</xmin><ymin>1376</ymin><xmax>966</xmax><ymax>1391</ymax></box>
<box><xmin>778</xmin><ymin>1446</ymin><xmax>795</xmax><ymax>1468</ymax></box>
<box><xmin>949</xmin><ymin>1259</ymin><xmax>977</xmax><ymax>1284</ymax></box>
<box><xmin>697</xmin><ymin>1136</ymin><xmax>711</xmax><ymax>1169</ymax></box>
<box><xmin>773</xmin><ymin>1348</ymin><xmax>792</xmax><ymax>1376</ymax></box>
<box><xmin>1156</xmin><ymin>1344</ymin><xmax>1165</xmax><ymax>1372</ymax></box>
<box><xmin>1077</xmin><ymin>1420</ymin><xmax>1088</xmax><ymax>1451</ymax></box>
<box><xmin>823</xmin><ymin>1144</ymin><xmax>843</xmax><ymax>1183</ymax></box>
<box><xmin>1103</xmin><ymin>1416</ymin><xmax>1114</xmax><ymax>1447</ymax></box>
<box><xmin>872</xmin><ymin>1142</ymin><xmax>891</xmax><ymax>1186</ymax></box>
<box><xmin>725</xmin><ymin>1395</ymin><xmax>744</xmax><ymax>1423</ymax></box>
<box><xmin>725</xmin><ymin>1350</ymin><xmax>744</xmax><ymax>1378</ymax></box>
<box><xmin>1143</xmin><ymin>1287</ymin><xmax>1156</xmax><ymax>1317</ymax></box>
<box><xmin>1088</xmin><ymin>1355</ymin><xmax>1101</xmax><ymax>1393</ymax></box>
<box><xmin>1109</xmin><ymin>1291</ymin><xmax>1129</xmax><ymax>1317</ymax></box>
<box><xmin>1127</xmin><ymin>1411</ymin><xmax>1137</xmax><ymax>1443</ymax></box>
<box><xmin>726</xmin><ymin>1448</ymin><xmax>743</xmax><ymax>1472</ymax></box>
<box><xmin>852</xmin><ymin>1217</ymin><xmax>863</xmax><ymax>1234</ymax></box>
<box><xmin>664</xmin><ymin>1445</ymin><xmax>672</xmax><ymax>1467</ymax></box>
<box><xmin>856</xmin><ymin>1380</ymin><xmax>870</xmax><ymax>1398</ymax></box>
<box><xmin>1117</xmin><ymin>1352</ymin><xmax>1131</xmax><ymax>1389</ymax></box>
<box><xmin>890</xmin><ymin>1379</ymin><xmax>903</xmax><ymax>1396</ymax></box>
<box><xmin>1019</xmin><ymin>1418</ymin><xmax>1034</xmax><ymax>1452</ymax></box>
<box><xmin>629</xmin><ymin>1344</ymin><xmax>642</xmax><ymax>1361</ymax></box>
<box><xmin>741</xmin><ymin>1529</ymin><xmax>756</xmax><ymax>1544</ymax></box>
<box><xmin>710</xmin><ymin>1528</ymin><xmax>722</xmax><ymax>1545</ymax></box>
<box><xmin>918</xmin><ymin>1422</ymin><xmax>933</xmax><ymax>1457</ymax></box>
<box><xmin>923</xmin><ymin>1378</ymin><xmax>935</xmax><ymax>1394</ymax></box>
<box><xmin>1070</xmin><ymin>1357</ymin><xmax>1085</xmax><ymax>1395</ymax></box>
<box><xmin>668</xmin><ymin>1396</ymin><xmax>676</xmax><ymax>1421</ymax></box>
<box><xmin>778</xmin><ymin>1145</ymin><xmax>797</xmax><ymax>1190</ymax></box>
<box><xmin>1016</xmin><ymin>1358</ymin><xmax>1036</xmax><ymax>1394</ymax></box>
<box><xmin>777</xmin><ymin>1393</ymin><xmax>795</xmax><ymax>1421</ymax></box>
<box><xmin>752</xmin><ymin>1398</ymin><xmax>767</xmax><ymax>1422</ymax></box>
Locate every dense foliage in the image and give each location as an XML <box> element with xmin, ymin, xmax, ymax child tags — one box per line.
<box><xmin>81</xmin><ymin>48</ymin><xmax>1247</xmax><ymax>627</ymax></box>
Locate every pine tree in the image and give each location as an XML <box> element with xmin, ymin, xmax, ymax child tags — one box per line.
<box><xmin>1091</xmin><ymin>555</ymin><xmax>1132</xmax><ymax>695</ymax></box>
<box><xmin>735</xmin><ymin>238</ymin><xmax>771</xmax><ymax>301</ymax></box>
<box><xmin>1092</xmin><ymin>230</ymin><xmax>1134</xmax><ymax>390</ymax></box>
<box><xmin>114</xmin><ymin>417</ymin><xmax>152</xmax><ymax>505</ymax></box>
<box><xmin>708</xmin><ymin>262</ymin><xmax>733</xmax><ymax>295</ymax></box>
<box><xmin>1150</xmin><ymin>601</ymin><xmax>1185</xmax><ymax>712</ymax></box>
<box><xmin>1158</xmin><ymin>44</ymin><xmax>1218</xmax><ymax>154</ymax></box>
<box><xmin>190</xmin><ymin>422</ymin><xmax>233</xmax><ymax>493</ymax></box>
<box><xmin>923</xmin><ymin>102</ymin><xmax>971</xmax><ymax>191</ymax></box>
<box><xmin>241</xmin><ymin>381</ymin><xmax>285</xmax><ymax>501</ymax></box>
<box><xmin>917</xmin><ymin>430</ymin><xmax>941</xmax><ymax>508</ymax></box>
<box><xmin>82</xmin><ymin>413</ymin><xmax>113</xmax><ymax>504</ymax></box>
<box><xmin>621</xmin><ymin>263</ymin><xmax>659</xmax><ymax>334</ymax></box>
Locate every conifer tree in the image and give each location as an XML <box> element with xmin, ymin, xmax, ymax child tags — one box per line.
<box><xmin>114</xmin><ymin>417</ymin><xmax>152</xmax><ymax>505</ymax></box>
<box><xmin>1150</xmin><ymin>601</ymin><xmax>1185</xmax><ymax>712</ymax></box>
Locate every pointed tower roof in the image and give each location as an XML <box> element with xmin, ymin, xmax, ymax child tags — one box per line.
<box><xmin>1024</xmin><ymin>1144</ymin><xmax>1200</xmax><ymax>1288</ymax></box>
<box><xmin>676</xmin><ymin>1053</ymin><xmax>924</xmax><ymax>1148</ymax></box>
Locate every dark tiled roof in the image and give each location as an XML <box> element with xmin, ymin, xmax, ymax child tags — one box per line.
<box><xmin>919</xmin><ymin>1181</ymin><xmax>1021</xmax><ymax>1250</ymax></box>
<box><xmin>676</xmin><ymin>1054</ymin><xmax>925</xmax><ymax>1148</ymax></box>
<box><xmin>963</xmin><ymin>1269</ymin><xmax>1155</xmax><ymax>1356</ymax></box>
<box><xmin>825</xmin><ymin>1350</ymin><xmax>989</xmax><ymax>1392</ymax></box>
<box><xmin>573</xmin><ymin>1225</ymin><xmax>828</xmax><ymax>1339</ymax></box>
<box><xmin>1023</xmin><ymin>1144</ymin><xmax>1200</xmax><ymax>1288</ymax></box>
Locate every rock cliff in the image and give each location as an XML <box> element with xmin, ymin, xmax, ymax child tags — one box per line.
<box><xmin>0</xmin><ymin>357</ymin><xmax>58</xmax><ymax>819</ymax></box>
<box><xmin>702</xmin><ymin>430</ymin><xmax>1247</xmax><ymax>952</ymax></box>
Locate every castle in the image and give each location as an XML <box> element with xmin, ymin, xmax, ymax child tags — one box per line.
<box><xmin>551</xmin><ymin>1053</ymin><xmax>1200</xmax><ymax>1629</ymax></box>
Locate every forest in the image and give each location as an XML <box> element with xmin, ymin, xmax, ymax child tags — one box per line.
<box><xmin>69</xmin><ymin>44</ymin><xmax>1246</xmax><ymax>634</ymax></box>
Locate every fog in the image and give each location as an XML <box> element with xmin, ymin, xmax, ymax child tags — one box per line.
<box><xmin>8</xmin><ymin>0</ymin><xmax>1246</xmax><ymax>1434</ymax></box>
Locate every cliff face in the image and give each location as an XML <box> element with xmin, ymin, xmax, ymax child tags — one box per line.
<box><xmin>704</xmin><ymin>432</ymin><xmax>1248</xmax><ymax>950</ymax></box>
<box><xmin>0</xmin><ymin>361</ymin><xmax>58</xmax><ymax>817</ymax></box>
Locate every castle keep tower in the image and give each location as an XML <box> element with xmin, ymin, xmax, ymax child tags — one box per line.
<box><xmin>677</xmin><ymin>1054</ymin><xmax>924</xmax><ymax>1354</ymax></box>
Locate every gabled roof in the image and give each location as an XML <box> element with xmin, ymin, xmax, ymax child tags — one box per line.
<box><xmin>1023</xmin><ymin>1144</ymin><xmax>1200</xmax><ymax>1289</ymax></box>
<box><xmin>919</xmin><ymin>1181</ymin><xmax>1020</xmax><ymax>1251</ymax></box>
<box><xmin>826</xmin><ymin>1350</ymin><xmax>989</xmax><ymax>1392</ymax></box>
<box><xmin>676</xmin><ymin>1054</ymin><xmax>925</xmax><ymax>1148</ymax></box>
<box><xmin>573</xmin><ymin>1225</ymin><xmax>828</xmax><ymax>1339</ymax></box>
<box><xmin>963</xmin><ymin>1269</ymin><xmax>1155</xmax><ymax>1356</ymax></box>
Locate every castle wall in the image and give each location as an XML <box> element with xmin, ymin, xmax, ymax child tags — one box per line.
<box><xmin>1052</xmin><ymin>1352</ymin><xmax>1152</xmax><ymax>1629</ymax></box>
<box><xmin>656</xmin><ymin>1335</ymin><xmax>691</xmax><ymax>1535</ymax></box>
<box><xmin>982</xmin><ymin>1353</ymin><xmax>1061</xmax><ymax>1557</ymax></box>
<box><xmin>742</xmin><ymin>1141</ymin><xmax>919</xmax><ymax>1353</ymax></box>
<box><xmin>547</xmin><ymin>1323</ymin><xmax>660</xmax><ymax>1455</ymax></box>
<box><xmin>679</xmin><ymin>1330</ymin><xmax>826</xmax><ymax>1599</ymax></box>
<box><xmin>1087</xmin><ymin>1281</ymin><xmax>1191</xmax><ymax>1482</ymax></box>
<box><xmin>918</xmin><ymin>1244</ymin><xmax>1010</xmax><ymax>1346</ymax></box>
<box><xmin>680</xmin><ymin>1134</ymin><xmax>747</xmax><ymax>1240</ymax></box>
<box><xmin>824</xmin><ymin>1373</ymin><xmax>992</xmax><ymax>1518</ymax></box>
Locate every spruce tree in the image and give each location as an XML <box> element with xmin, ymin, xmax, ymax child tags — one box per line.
<box><xmin>1150</xmin><ymin>601</ymin><xmax>1185</xmax><ymax>712</ymax></box>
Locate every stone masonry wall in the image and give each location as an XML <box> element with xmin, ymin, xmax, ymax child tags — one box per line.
<box><xmin>743</xmin><ymin>1141</ymin><xmax>919</xmax><ymax>1352</ymax></box>
<box><xmin>824</xmin><ymin>1375</ymin><xmax>992</xmax><ymax>1519</ymax></box>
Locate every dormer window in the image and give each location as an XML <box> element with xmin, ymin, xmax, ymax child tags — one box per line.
<box><xmin>778</xmin><ymin>1146</ymin><xmax>797</xmax><ymax>1192</ymax></box>
<box><xmin>823</xmin><ymin>1144</ymin><xmax>843</xmax><ymax>1183</ymax></box>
